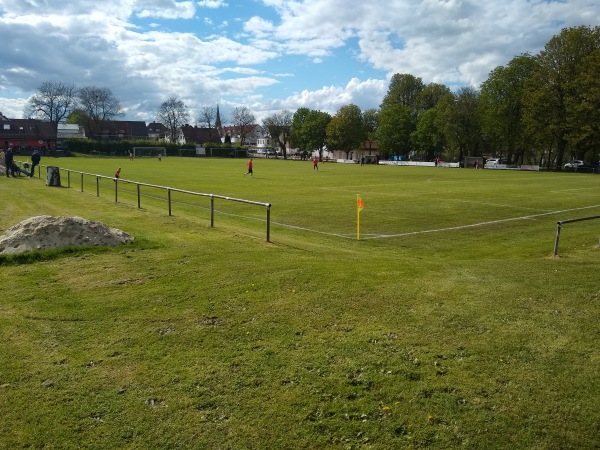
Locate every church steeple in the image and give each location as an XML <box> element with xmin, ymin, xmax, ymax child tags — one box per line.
<box><xmin>215</xmin><ymin>104</ymin><xmax>222</xmax><ymax>130</ymax></box>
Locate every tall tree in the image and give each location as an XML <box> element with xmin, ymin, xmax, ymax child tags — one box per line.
<box><xmin>290</xmin><ymin>107</ymin><xmax>311</xmax><ymax>154</ymax></box>
<box><xmin>25</xmin><ymin>81</ymin><xmax>77</xmax><ymax>130</ymax></box>
<box><xmin>197</xmin><ymin>106</ymin><xmax>217</xmax><ymax>128</ymax></box>
<box><xmin>376</xmin><ymin>104</ymin><xmax>413</xmax><ymax>158</ymax></box>
<box><xmin>263</xmin><ymin>110</ymin><xmax>293</xmax><ymax>158</ymax></box>
<box><xmin>362</xmin><ymin>108</ymin><xmax>378</xmax><ymax>155</ymax></box>
<box><xmin>303</xmin><ymin>110</ymin><xmax>331</xmax><ymax>160</ymax></box>
<box><xmin>446</xmin><ymin>87</ymin><xmax>481</xmax><ymax>162</ymax></box>
<box><xmin>231</xmin><ymin>106</ymin><xmax>255</xmax><ymax>145</ymax></box>
<box><xmin>157</xmin><ymin>97</ymin><xmax>190</xmax><ymax>143</ymax></box>
<box><xmin>479</xmin><ymin>54</ymin><xmax>537</xmax><ymax>164</ymax></box>
<box><xmin>524</xmin><ymin>25</ymin><xmax>600</xmax><ymax>169</ymax></box>
<box><xmin>569</xmin><ymin>48</ymin><xmax>600</xmax><ymax>162</ymax></box>
<box><xmin>78</xmin><ymin>86</ymin><xmax>123</xmax><ymax>139</ymax></box>
<box><xmin>326</xmin><ymin>104</ymin><xmax>365</xmax><ymax>159</ymax></box>
<box><xmin>380</xmin><ymin>73</ymin><xmax>425</xmax><ymax>111</ymax></box>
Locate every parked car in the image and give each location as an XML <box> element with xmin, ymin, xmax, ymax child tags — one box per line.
<box><xmin>564</xmin><ymin>160</ymin><xmax>598</xmax><ymax>172</ymax></box>
<box><xmin>486</xmin><ymin>158</ymin><xmax>500</xmax><ymax>166</ymax></box>
<box><xmin>564</xmin><ymin>160</ymin><xmax>584</xmax><ymax>169</ymax></box>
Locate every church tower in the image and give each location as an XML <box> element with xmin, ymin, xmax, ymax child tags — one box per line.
<box><xmin>215</xmin><ymin>104</ymin><xmax>222</xmax><ymax>130</ymax></box>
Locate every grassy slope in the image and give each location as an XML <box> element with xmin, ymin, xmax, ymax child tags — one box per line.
<box><xmin>1</xmin><ymin>156</ymin><xmax>599</xmax><ymax>449</ymax></box>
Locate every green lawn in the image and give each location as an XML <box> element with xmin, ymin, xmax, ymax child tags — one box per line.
<box><xmin>1</xmin><ymin>156</ymin><xmax>599</xmax><ymax>449</ymax></box>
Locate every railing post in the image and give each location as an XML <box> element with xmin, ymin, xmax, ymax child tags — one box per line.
<box><xmin>266</xmin><ymin>203</ymin><xmax>271</xmax><ymax>242</ymax></box>
<box><xmin>137</xmin><ymin>184</ymin><xmax>141</xmax><ymax>209</ymax></box>
<box><xmin>553</xmin><ymin>221</ymin><xmax>562</xmax><ymax>256</ymax></box>
<box><xmin>210</xmin><ymin>195</ymin><xmax>215</xmax><ymax>227</ymax></box>
<box><xmin>81</xmin><ymin>173</ymin><xmax>84</xmax><ymax>192</ymax></box>
<box><xmin>67</xmin><ymin>170</ymin><xmax>71</xmax><ymax>188</ymax></box>
<box><xmin>96</xmin><ymin>176</ymin><xmax>100</xmax><ymax>197</ymax></box>
<box><xmin>115</xmin><ymin>179</ymin><xmax>118</xmax><ymax>203</ymax></box>
<box><xmin>168</xmin><ymin>188</ymin><xmax>172</xmax><ymax>216</ymax></box>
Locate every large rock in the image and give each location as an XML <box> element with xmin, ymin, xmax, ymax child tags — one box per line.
<box><xmin>0</xmin><ymin>216</ymin><xmax>134</xmax><ymax>255</ymax></box>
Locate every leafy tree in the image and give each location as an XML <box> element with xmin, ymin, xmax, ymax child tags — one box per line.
<box><xmin>524</xmin><ymin>25</ymin><xmax>600</xmax><ymax>169</ymax></box>
<box><xmin>376</xmin><ymin>104</ymin><xmax>413</xmax><ymax>158</ymax></box>
<box><xmin>479</xmin><ymin>54</ymin><xmax>537</xmax><ymax>164</ymax></box>
<box><xmin>380</xmin><ymin>73</ymin><xmax>424</xmax><ymax>112</ymax></box>
<box><xmin>231</xmin><ymin>106</ymin><xmax>255</xmax><ymax>145</ymax></box>
<box><xmin>25</xmin><ymin>81</ymin><xmax>77</xmax><ymax>131</ymax></box>
<box><xmin>447</xmin><ymin>87</ymin><xmax>482</xmax><ymax>162</ymax></box>
<box><xmin>290</xmin><ymin>107</ymin><xmax>311</xmax><ymax>153</ymax></box>
<box><xmin>263</xmin><ymin>110</ymin><xmax>293</xmax><ymax>158</ymax></box>
<box><xmin>303</xmin><ymin>110</ymin><xmax>331</xmax><ymax>160</ymax></box>
<box><xmin>78</xmin><ymin>86</ymin><xmax>124</xmax><ymax>139</ymax></box>
<box><xmin>417</xmin><ymin>83</ymin><xmax>451</xmax><ymax>111</ymax></box>
<box><xmin>568</xmin><ymin>48</ymin><xmax>600</xmax><ymax>162</ymax></box>
<box><xmin>326</xmin><ymin>104</ymin><xmax>365</xmax><ymax>159</ymax></box>
<box><xmin>362</xmin><ymin>108</ymin><xmax>378</xmax><ymax>155</ymax></box>
<box><xmin>378</xmin><ymin>74</ymin><xmax>425</xmax><ymax>158</ymax></box>
<box><xmin>412</xmin><ymin>107</ymin><xmax>445</xmax><ymax>161</ymax></box>
<box><xmin>157</xmin><ymin>97</ymin><xmax>190</xmax><ymax>143</ymax></box>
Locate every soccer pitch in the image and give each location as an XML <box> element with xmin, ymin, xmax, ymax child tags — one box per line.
<box><xmin>2</xmin><ymin>155</ymin><xmax>600</xmax><ymax>448</ymax></box>
<box><xmin>46</xmin><ymin>156</ymin><xmax>600</xmax><ymax>252</ymax></box>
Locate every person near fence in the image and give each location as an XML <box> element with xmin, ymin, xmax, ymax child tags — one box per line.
<box><xmin>114</xmin><ymin>167</ymin><xmax>121</xmax><ymax>179</ymax></box>
<box><xmin>29</xmin><ymin>149</ymin><xmax>40</xmax><ymax>178</ymax></box>
<box><xmin>4</xmin><ymin>147</ymin><xmax>14</xmax><ymax>177</ymax></box>
<box><xmin>313</xmin><ymin>157</ymin><xmax>319</xmax><ymax>170</ymax></box>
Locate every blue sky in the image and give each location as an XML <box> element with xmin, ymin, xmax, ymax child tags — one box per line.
<box><xmin>0</xmin><ymin>0</ymin><xmax>598</xmax><ymax>124</ymax></box>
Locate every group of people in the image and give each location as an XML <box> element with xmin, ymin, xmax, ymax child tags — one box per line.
<box><xmin>2</xmin><ymin>148</ymin><xmax>41</xmax><ymax>178</ymax></box>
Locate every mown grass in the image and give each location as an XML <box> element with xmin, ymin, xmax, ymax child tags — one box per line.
<box><xmin>1</xmin><ymin>156</ymin><xmax>600</xmax><ymax>449</ymax></box>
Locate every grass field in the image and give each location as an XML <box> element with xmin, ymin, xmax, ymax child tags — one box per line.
<box><xmin>1</xmin><ymin>156</ymin><xmax>600</xmax><ymax>449</ymax></box>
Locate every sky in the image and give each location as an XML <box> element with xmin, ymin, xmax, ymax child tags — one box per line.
<box><xmin>0</xmin><ymin>0</ymin><xmax>598</xmax><ymax>125</ymax></box>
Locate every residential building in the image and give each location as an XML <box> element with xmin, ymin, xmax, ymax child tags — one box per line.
<box><xmin>0</xmin><ymin>113</ymin><xmax>57</xmax><ymax>155</ymax></box>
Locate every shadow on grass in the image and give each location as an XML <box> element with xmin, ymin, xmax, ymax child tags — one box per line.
<box><xmin>0</xmin><ymin>239</ymin><xmax>159</xmax><ymax>266</ymax></box>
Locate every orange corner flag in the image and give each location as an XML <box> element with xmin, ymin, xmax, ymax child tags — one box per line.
<box><xmin>357</xmin><ymin>195</ymin><xmax>364</xmax><ymax>211</ymax></box>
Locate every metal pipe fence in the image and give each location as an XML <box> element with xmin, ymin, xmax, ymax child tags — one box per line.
<box><xmin>38</xmin><ymin>164</ymin><xmax>272</xmax><ymax>242</ymax></box>
<box><xmin>553</xmin><ymin>215</ymin><xmax>600</xmax><ymax>256</ymax></box>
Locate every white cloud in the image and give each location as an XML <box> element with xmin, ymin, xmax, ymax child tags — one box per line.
<box><xmin>197</xmin><ymin>0</ymin><xmax>228</xmax><ymax>8</ymax></box>
<box><xmin>0</xmin><ymin>0</ymin><xmax>599</xmax><ymax>122</ymax></box>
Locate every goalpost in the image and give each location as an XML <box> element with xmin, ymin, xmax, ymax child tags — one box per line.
<box><xmin>463</xmin><ymin>156</ymin><xmax>483</xmax><ymax>168</ymax></box>
<box><xmin>132</xmin><ymin>147</ymin><xmax>166</xmax><ymax>158</ymax></box>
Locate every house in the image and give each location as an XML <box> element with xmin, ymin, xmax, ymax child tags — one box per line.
<box><xmin>329</xmin><ymin>141</ymin><xmax>380</xmax><ymax>162</ymax></box>
<box><xmin>56</xmin><ymin>123</ymin><xmax>86</xmax><ymax>152</ymax></box>
<box><xmin>86</xmin><ymin>120</ymin><xmax>149</xmax><ymax>140</ymax></box>
<box><xmin>0</xmin><ymin>113</ymin><xmax>57</xmax><ymax>155</ymax></box>
<box><xmin>147</xmin><ymin>122</ymin><xmax>168</xmax><ymax>141</ymax></box>
<box><xmin>220</xmin><ymin>124</ymin><xmax>265</xmax><ymax>146</ymax></box>
<box><xmin>180</xmin><ymin>125</ymin><xmax>221</xmax><ymax>146</ymax></box>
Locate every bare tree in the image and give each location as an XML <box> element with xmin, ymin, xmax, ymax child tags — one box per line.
<box><xmin>25</xmin><ymin>81</ymin><xmax>77</xmax><ymax>131</ymax></box>
<box><xmin>231</xmin><ymin>106</ymin><xmax>255</xmax><ymax>145</ymax></box>
<box><xmin>157</xmin><ymin>97</ymin><xmax>190</xmax><ymax>143</ymax></box>
<box><xmin>197</xmin><ymin>106</ymin><xmax>217</xmax><ymax>128</ymax></box>
<box><xmin>78</xmin><ymin>86</ymin><xmax>124</xmax><ymax>138</ymax></box>
<box><xmin>263</xmin><ymin>110</ymin><xmax>292</xmax><ymax>158</ymax></box>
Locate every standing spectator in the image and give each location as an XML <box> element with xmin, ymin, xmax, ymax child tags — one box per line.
<box><xmin>30</xmin><ymin>149</ymin><xmax>41</xmax><ymax>177</ymax></box>
<box><xmin>313</xmin><ymin>157</ymin><xmax>319</xmax><ymax>171</ymax></box>
<box><xmin>5</xmin><ymin>147</ymin><xmax>14</xmax><ymax>177</ymax></box>
<box><xmin>129</xmin><ymin>152</ymin><xmax>133</xmax><ymax>161</ymax></box>
<box><xmin>115</xmin><ymin>167</ymin><xmax>121</xmax><ymax>179</ymax></box>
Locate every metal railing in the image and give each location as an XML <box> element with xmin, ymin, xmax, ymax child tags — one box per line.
<box><xmin>39</xmin><ymin>164</ymin><xmax>272</xmax><ymax>242</ymax></box>
<box><xmin>553</xmin><ymin>215</ymin><xmax>600</xmax><ymax>256</ymax></box>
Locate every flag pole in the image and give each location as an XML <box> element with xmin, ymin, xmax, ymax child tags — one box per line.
<box><xmin>356</xmin><ymin>194</ymin><xmax>361</xmax><ymax>240</ymax></box>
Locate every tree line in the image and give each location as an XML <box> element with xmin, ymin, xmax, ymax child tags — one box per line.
<box><xmin>25</xmin><ymin>26</ymin><xmax>599</xmax><ymax>169</ymax></box>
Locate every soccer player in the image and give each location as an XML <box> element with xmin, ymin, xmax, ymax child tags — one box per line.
<box><xmin>244</xmin><ymin>158</ymin><xmax>253</xmax><ymax>177</ymax></box>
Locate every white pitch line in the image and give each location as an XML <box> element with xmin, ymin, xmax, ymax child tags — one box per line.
<box><xmin>361</xmin><ymin>204</ymin><xmax>600</xmax><ymax>240</ymax></box>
